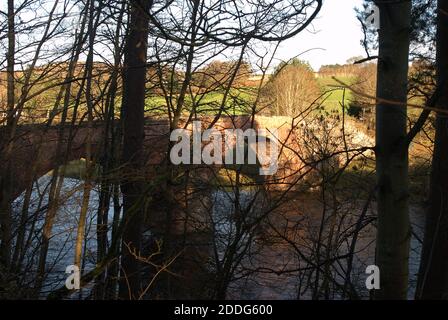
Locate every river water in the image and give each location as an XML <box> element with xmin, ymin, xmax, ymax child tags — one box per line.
<box><xmin>13</xmin><ymin>176</ymin><xmax>425</xmax><ymax>299</ymax></box>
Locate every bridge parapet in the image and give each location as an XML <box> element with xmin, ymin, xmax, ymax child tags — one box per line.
<box><xmin>2</xmin><ymin>116</ymin><xmax>304</xmax><ymax>200</ymax></box>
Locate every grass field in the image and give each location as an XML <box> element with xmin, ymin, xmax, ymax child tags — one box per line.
<box><xmin>145</xmin><ymin>88</ymin><xmax>255</xmax><ymax>116</ymax></box>
<box><xmin>316</xmin><ymin>76</ymin><xmax>356</xmax><ymax>114</ymax></box>
<box><xmin>143</xmin><ymin>76</ymin><xmax>358</xmax><ymax>117</ymax></box>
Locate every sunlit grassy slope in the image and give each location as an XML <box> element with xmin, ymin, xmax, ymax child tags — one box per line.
<box><xmin>145</xmin><ymin>89</ymin><xmax>255</xmax><ymax>116</ymax></box>
<box><xmin>142</xmin><ymin>76</ymin><xmax>358</xmax><ymax>117</ymax></box>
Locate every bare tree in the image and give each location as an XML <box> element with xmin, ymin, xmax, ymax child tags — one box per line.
<box><xmin>262</xmin><ymin>59</ymin><xmax>320</xmax><ymax>116</ymax></box>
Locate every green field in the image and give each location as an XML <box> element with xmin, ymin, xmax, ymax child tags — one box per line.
<box><xmin>316</xmin><ymin>76</ymin><xmax>356</xmax><ymax>114</ymax></box>
<box><xmin>143</xmin><ymin>76</ymin><xmax>357</xmax><ymax>117</ymax></box>
<box><xmin>145</xmin><ymin>88</ymin><xmax>255</xmax><ymax>116</ymax></box>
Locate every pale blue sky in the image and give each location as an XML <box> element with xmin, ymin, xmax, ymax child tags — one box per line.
<box><xmin>0</xmin><ymin>0</ymin><xmax>370</xmax><ymax>71</ymax></box>
<box><xmin>276</xmin><ymin>0</ymin><xmax>368</xmax><ymax>71</ymax></box>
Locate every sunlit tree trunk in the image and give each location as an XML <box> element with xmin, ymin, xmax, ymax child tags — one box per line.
<box><xmin>74</xmin><ymin>0</ymin><xmax>97</xmax><ymax>270</ymax></box>
<box><xmin>34</xmin><ymin>2</ymin><xmax>90</xmax><ymax>294</ymax></box>
<box><xmin>374</xmin><ymin>0</ymin><xmax>412</xmax><ymax>300</ymax></box>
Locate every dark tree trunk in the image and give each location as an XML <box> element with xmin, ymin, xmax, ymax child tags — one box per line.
<box><xmin>374</xmin><ymin>0</ymin><xmax>412</xmax><ymax>300</ymax></box>
<box><xmin>118</xmin><ymin>0</ymin><xmax>150</xmax><ymax>300</ymax></box>
<box><xmin>416</xmin><ymin>0</ymin><xmax>448</xmax><ymax>300</ymax></box>
<box><xmin>0</xmin><ymin>0</ymin><xmax>15</xmax><ymax>270</ymax></box>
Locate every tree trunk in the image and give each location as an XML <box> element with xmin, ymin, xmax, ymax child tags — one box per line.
<box><xmin>374</xmin><ymin>0</ymin><xmax>412</xmax><ymax>300</ymax></box>
<box><xmin>0</xmin><ymin>0</ymin><xmax>15</xmax><ymax>270</ymax></box>
<box><xmin>6</xmin><ymin>0</ymin><xmax>15</xmax><ymax>127</ymax></box>
<box><xmin>416</xmin><ymin>0</ymin><xmax>448</xmax><ymax>300</ymax></box>
<box><xmin>74</xmin><ymin>0</ymin><xmax>96</xmax><ymax>270</ymax></box>
<box><xmin>118</xmin><ymin>0</ymin><xmax>150</xmax><ymax>300</ymax></box>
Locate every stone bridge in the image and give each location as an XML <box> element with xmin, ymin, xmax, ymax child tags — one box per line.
<box><xmin>1</xmin><ymin>116</ymin><xmax>302</xmax><ymax>200</ymax></box>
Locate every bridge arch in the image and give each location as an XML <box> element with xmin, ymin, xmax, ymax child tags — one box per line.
<box><xmin>2</xmin><ymin>116</ymin><xmax>293</xmax><ymax>200</ymax></box>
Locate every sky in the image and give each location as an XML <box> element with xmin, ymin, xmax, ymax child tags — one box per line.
<box><xmin>0</xmin><ymin>0</ymin><xmax>370</xmax><ymax>71</ymax></box>
<box><xmin>276</xmin><ymin>0</ymin><xmax>368</xmax><ymax>71</ymax></box>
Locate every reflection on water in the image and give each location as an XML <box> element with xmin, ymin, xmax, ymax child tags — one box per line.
<box><xmin>211</xmin><ymin>189</ymin><xmax>256</xmax><ymax>262</ymax></box>
<box><xmin>13</xmin><ymin>176</ymin><xmax>425</xmax><ymax>299</ymax></box>
<box><xmin>13</xmin><ymin>175</ymin><xmax>116</xmax><ymax>297</ymax></box>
